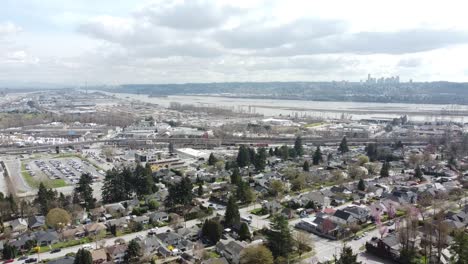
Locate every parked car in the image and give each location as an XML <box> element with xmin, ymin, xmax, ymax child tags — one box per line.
<box><xmin>51</xmin><ymin>248</ymin><xmax>61</xmax><ymax>253</ymax></box>
<box><xmin>24</xmin><ymin>258</ymin><xmax>37</xmax><ymax>263</ymax></box>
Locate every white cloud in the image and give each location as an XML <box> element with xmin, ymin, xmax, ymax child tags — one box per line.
<box><xmin>0</xmin><ymin>22</ymin><xmax>22</xmax><ymax>38</ymax></box>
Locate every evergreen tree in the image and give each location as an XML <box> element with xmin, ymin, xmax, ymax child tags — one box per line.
<box><xmin>269</xmin><ymin>148</ymin><xmax>274</xmax><ymax>156</ymax></box>
<box><xmin>35</xmin><ymin>182</ymin><xmax>56</xmax><ymax>215</ymax></box>
<box><xmin>74</xmin><ymin>249</ymin><xmax>92</xmax><ymax>264</ymax></box>
<box><xmin>208</xmin><ymin>153</ymin><xmax>218</xmax><ymax>166</ymax></box>
<box><xmin>2</xmin><ymin>244</ymin><xmax>17</xmax><ymax>259</ymax></box>
<box><xmin>236</xmin><ymin>145</ymin><xmax>250</xmax><ymax>167</ymax></box>
<box><xmin>202</xmin><ymin>219</ymin><xmax>223</xmax><ymax>244</ymax></box>
<box><xmin>312</xmin><ymin>146</ymin><xmax>322</xmax><ymax>165</ymax></box>
<box><xmin>338</xmin><ymin>136</ymin><xmax>349</xmax><ymax>153</ymax></box>
<box><xmin>357</xmin><ymin>179</ymin><xmax>366</xmax><ymax>191</ymax></box>
<box><xmin>133</xmin><ymin>163</ymin><xmax>154</xmax><ymax>198</ymax></box>
<box><xmin>74</xmin><ymin>173</ymin><xmax>95</xmax><ymax>210</ymax></box>
<box><xmin>230</xmin><ymin>167</ymin><xmax>241</xmax><ymax>185</ymax></box>
<box><xmin>102</xmin><ymin>169</ymin><xmax>131</xmax><ymax>203</ymax></box>
<box><xmin>165</xmin><ymin>177</ymin><xmax>193</xmax><ymax>208</ymax></box>
<box><xmin>366</xmin><ymin>143</ymin><xmax>378</xmax><ymax>161</ymax></box>
<box><xmin>294</xmin><ymin>136</ymin><xmax>304</xmax><ymax>156</ymax></box>
<box><xmin>197</xmin><ymin>183</ymin><xmax>203</xmax><ymax>197</ymax></box>
<box><xmin>236</xmin><ymin>180</ymin><xmax>255</xmax><ymax>204</ymax></box>
<box><xmin>303</xmin><ymin>161</ymin><xmax>310</xmax><ymax>172</ymax></box>
<box><xmin>266</xmin><ymin>215</ymin><xmax>293</xmax><ymax>258</ymax></box>
<box><xmin>336</xmin><ymin>245</ymin><xmax>361</xmax><ymax>264</ymax></box>
<box><xmin>253</xmin><ymin>147</ymin><xmax>267</xmax><ymax>171</ymax></box>
<box><xmin>248</xmin><ymin>148</ymin><xmax>256</xmax><ymax>165</ymax></box>
<box><xmin>124</xmin><ymin>239</ymin><xmax>141</xmax><ymax>263</ymax></box>
<box><xmin>224</xmin><ymin>196</ymin><xmax>240</xmax><ymax>227</ymax></box>
<box><xmin>380</xmin><ymin>161</ymin><xmax>391</xmax><ymax>178</ymax></box>
<box><xmin>274</xmin><ymin>147</ymin><xmax>280</xmax><ymax>157</ymax></box>
<box><xmin>414</xmin><ymin>165</ymin><xmax>423</xmax><ymax>181</ymax></box>
<box><xmin>238</xmin><ymin>222</ymin><xmax>251</xmax><ymax>241</ymax></box>
<box><xmin>168</xmin><ymin>142</ymin><xmax>175</xmax><ymax>153</ymax></box>
<box><xmin>450</xmin><ymin>232</ymin><xmax>468</xmax><ymax>264</ymax></box>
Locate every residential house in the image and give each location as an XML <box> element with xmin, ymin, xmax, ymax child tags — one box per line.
<box><xmin>132</xmin><ymin>216</ymin><xmax>150</xmax><ymax>225</ymax></box>
<box><xmin>85</xmin><ymin>223</ymin><xmax>107</xmax><ymax>236</ymax></box>
<box><xmin>35</xmin><ymin>230</ymin><xmax>59</xmax><ymax>246</ymax></box>
<box><xmin>106</xmin><ymin>244</ymin><xmax>127</xmax><ymax>263</ymax></box>
<box><xmin>216</xmin><ymin>239</ymin><xmax>248</xmax><ymax>264</ymax></box>
<box><xmin>342</xmin><ymin>206</ymin><xmax>370</xmax><ymax>223</ymax></box>
<box><xmin>202</xmin><ymin>258</ymin><xmax>229</xmax><ymax>264</ymax></box>
<box><xmin>91</xmin><ymin>248</ymin><xmax>107</xmax><ymax>264</ymax></box>
<box><xmin>10</xmin><ymin>218</ymin><xmax>28</xmax><ymax>233</ymax></box>
<box><xmin>331</xmin><ymin>210</ymin><xmax>358</xmax><ymax>226</ymax></box>
<box><xmin>61</xmin><ymin>226</ymin><xmax>86</xmax><ymax>240</ymax></box>
<box><xmin>47</xmin><ymin>256</ymin><xmax>75</xmax><ymax>264</ymax></box>
<box><xmin>28</xmin><ymin>215</ymin><xmax>45</xmax><ymax>230</ymax></box>
<box><xmin>262</xmin><ymin>201</ymin><xmax>282</xmax><ymax>214</ymax></box>
<box><xmin>149</xmin><ymin>212</ymin><xmax>169</xmax><ymax>223</ymax></box>
<box><xmin>104</xmin><ymin>203</ymin><xmax>126</xmax><ymax>215</ymax></box>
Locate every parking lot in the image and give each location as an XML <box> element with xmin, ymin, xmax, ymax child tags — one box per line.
<box><xmin>24</xmin><ymin>157</ymin><xmax>104</xmax><ymax>185</ymax></box>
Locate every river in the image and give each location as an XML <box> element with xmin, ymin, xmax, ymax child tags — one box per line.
<box><xmin>102</xmin><ymin>92</ymin><xmax>468</xmax><ymax>122</ymax></box>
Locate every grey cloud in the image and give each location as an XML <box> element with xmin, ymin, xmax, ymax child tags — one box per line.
<box><xmin>214</xmin><ymin>18</ymin><xmax>347</xmax><ymax>49</ymax></box>
<box><xmin>139</xmin><ymin>0</ymin><xmax>240</xmax><ymax>30</ymax></box>
<box><xmin>261</xmin><ymin>29</ymin><xmax>468</xmax><ymax>56</ymax></box>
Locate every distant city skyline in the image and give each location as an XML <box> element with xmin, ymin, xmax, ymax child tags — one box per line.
<box><xmin>1</xmin><ymin>0</ymin><xmax>468</xmax><ymax>86</ymax></box>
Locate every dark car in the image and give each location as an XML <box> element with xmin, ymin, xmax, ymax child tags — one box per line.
<box><xmin>51</xmin><ymin>248</ymin><xmax>61</xmax><ymax>253</ymax></box>
<box><xmin>24</xmin><ymin>258</ymin><xmax>37</xmax><ymax>263</ymax></box>
<box><xmin>18</xmin><ymin>256</ymin><xmax>28</xmax><ymax>261</ymax></box>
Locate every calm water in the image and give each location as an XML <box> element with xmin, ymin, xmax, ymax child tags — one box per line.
<box><xmin>105</xmin><ymin>92</ymin><xmax>468</xmax><ymax>122</ymax></box>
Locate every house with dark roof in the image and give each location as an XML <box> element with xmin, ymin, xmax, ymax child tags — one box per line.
<box><xmin>342</xmin><ymin>206</ymin><xmax>370</xmax><ymax>223</ymax></box>
<box><xmin>215</xmin><ymin>239</ymin><xmax>248</xmax><ymax>264</ymax></box>
<box><xmin>331</xmin><ymin>210</ymin><xmax>358</xmax><ymax>225</ymax></box>
<box><xmin>28</xmin><ymin>215</ymin><xmax>45</xmax><ymax>230</ymax></box>
<box><xmin>35</xmin><ymin>230</ymin><xmax>59</xmax><ymax>246</ymax></box>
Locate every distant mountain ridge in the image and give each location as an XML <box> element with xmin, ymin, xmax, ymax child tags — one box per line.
<box><xmin>104</xmin><ymin>81</ymin><xmax>468</xmax><ymax>105</ymax></box>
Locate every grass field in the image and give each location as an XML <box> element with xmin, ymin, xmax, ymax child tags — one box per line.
<box><xmin>21</xmin><ymin>162</ymin><xmax>67</xmax><ymax>189</ymax></box>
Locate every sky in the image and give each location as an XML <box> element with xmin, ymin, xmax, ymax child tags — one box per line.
<box><xmin>1</xmin><ymin>0</ymin><xmax>468</xmax><ymax>86</ymax></box>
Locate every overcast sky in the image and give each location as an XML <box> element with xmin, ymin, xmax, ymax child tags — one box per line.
<box><xmin>1</xmin><ymin>0</ymin><xmax>468</xmax><ymax>86</ymax></box>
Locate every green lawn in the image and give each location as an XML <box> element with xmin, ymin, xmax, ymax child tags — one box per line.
<box><xmin>38</xmin><ymin>237</ymin><xmax>91</xmax><ymax>253</ymax></box>
<box><xmin>21</xmin><ymin>162</ymin><xmax>67</xmax><ymax>189</ymax></box>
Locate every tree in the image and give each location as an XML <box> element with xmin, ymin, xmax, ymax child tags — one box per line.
<box><xmin>294</xmin><ymin>136</ymin><xmax>304</xmax><ymax>156</ymax></box>
<box><xmin>74</xmin><ymin>173</ymin><xmax>95</xmax><ymax>210</ymax></box>
<box><xmin>266</xmin><ymin>215</ymin><xmax>293</xmax><ymax>258</ymax></box>
<box><xmin>279</xmin><ymin>145</ymin><xmax>289</xmax><ymax>160</ymax></box>
<box><xmin>102</xmin><ymin>168</ymin><xmax>132</xmax><ymax>204</ymax></box>
<box><xmin>224</xmin><ymin>196</ymin><xmax>240</xmax><ymax>227</ymax></box>
<box><xmin>165</xmin><ymin>177</ymin><xmax>193</xmax><ymax>208</ymax></box>
<box><xmin>450</xmin><ymin>231</ymin><xmax>468</xmax><ymax>264</ymax></box>
<box><xmin>197</xmin><ymin>183</ymin><xmax>204</xmax><ymax>197</ymax></box>
<box><xmin>230</xmin><ymin>167</ymin><xmax>241</xmax><ymax>185</ymax></box>
<box><xmin>208</xmin><ymin>153</ymin><xmax>218</xmax><ymax>166</ymax></box>
<box><xmin>291</xmin><ymin>174</ymin><xmax>306</xmax><ymax>191</ymax></box>
<box><xmin>338</xmin><ymin>136</ymin><xmax>349</xmax><ymax>153</ymax></box>
<box><xmin>336</xmin><ymin>244</ymin><xmax>361</xmax><ymax>264</ymax></box>
<box><xmin>238</xmin><ymin>222</ymin><xmax>251</xmax><ymax>241</ymax></box>
<box><xmin>133</xmin><ymin>163</ymin><xmax>154</xmax><ymax>198</ymax></box>
<box><xmin>366</xmin><ymin>143</ymin><xmax>378</xmax><ymax>161</ymax></box>
<box><xmin>253</xmin><ymin>147</ymin><xmax>267</xmax><ymax>171</ymax></box>
<box><xmin>357</xmin><ymin>179</ymin><xmax>366</xmax><ymax>191</ymax></box>
<box><xmin>312</xmin><ymin>146</ymin><xmax>322</xmax><ymax>165</ymax></box>
<box><xmin>74</xmin><ymin>248</ymin><xmax>92</xmax><ymax>264</ymax></box>
<box><xmin>302</xmin><ymin>161</ymin><xmax>310</xmax><ymax>172</ymax></box>
<box><xmin>240</xmin><ymin>245</ymin><xmax>274</xmax><ymax>264</ymax></box>
<box><xmin>202</xmin><ymin>219</ymin><xmax>223</xmax><ymax>244</ymax></box>
<box><xmin>236</xmin><ymin>145</ymin><xmax>250</xmax><ymax>167</ymax></box>
<box><xmin>295</xmin><ymin>231</ymin><xmax>313</xmax><ymax>256</ymax></box>
<box><xmin>168</xmin><ymin>142</ymin><xmax>175</xmax><ymax>153</ymax></box>
<box><xmin>236</xmin><ymin>180</ymin><xmax>255</xmax><ymax>204</ymax></box>
<box><xmin>2</xmin><ymin>244</ymin><xmax>18</xmax><ymax>259</ymax></box>
<box><xmin>380</xmin><ymin>161</ymin><xmax>390</xmax><ymax>178</ymax></box>
<box><xmin>414</xmin><ymin>165</ymin><xmax>423</xmax><ymax>181</ymax></box>
<box><xmin>35</xmin><ymin>182</ymin><xmax>56</xmax><ymax>215</ymax></box>
<box><xmin>46</xmin><ymin>208</ymin><xmax>71</xmax><ymax>230</ymax></box>
<box><xmin>357</xmin><ymin>155</ymin><xmax>369</xmax><ymax>166</ymax></box>
<box><xmin>124</xmin><ymin>239</ymin><xmax>141</xmax><ymax>263</ymax></box>
<box><xmin>269</xmin><ymin>180</ymin><xmax>285</xmax><ymax>198</ymax></box>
